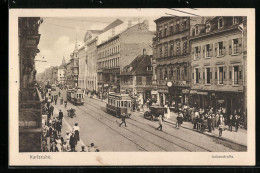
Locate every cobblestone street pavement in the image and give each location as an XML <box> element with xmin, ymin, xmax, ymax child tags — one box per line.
<box><xmin>52</xmin><ymin>90</ymin><xmax>247</xmax><ymax>152</ymax></box>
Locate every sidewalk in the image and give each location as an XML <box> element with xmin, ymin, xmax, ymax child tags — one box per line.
<box><xmin>164</xmin><ymin>111</ymin><xmax>247</xmax><ymax>147</ymax></box>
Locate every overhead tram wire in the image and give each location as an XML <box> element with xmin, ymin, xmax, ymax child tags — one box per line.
<box><xmin>168</xmin><ymin>8</ymin><xmax>201</xmax><ymax>17</ymax></box>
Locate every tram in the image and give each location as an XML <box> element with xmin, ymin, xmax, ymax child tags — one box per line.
<box><xmin>67</xmin><ymin>89</ymin><xmax>84</xmax><ymax>105</ymax></box>
<box><xmin>106</xmin><ymin>93</ymin><xmax>132</xmax><ymax>118</ymax></box>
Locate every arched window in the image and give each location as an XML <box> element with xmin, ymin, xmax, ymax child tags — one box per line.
<box><xmin>218</xmin><ymin>17</ymin><xmax>224</xmax><ymax>29</ymax></box>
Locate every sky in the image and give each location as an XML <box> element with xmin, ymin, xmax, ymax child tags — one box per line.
<box><xmin>35</xmin><ymin>16</ymin><xmax>158</xmax><ymax>73</ymax></box>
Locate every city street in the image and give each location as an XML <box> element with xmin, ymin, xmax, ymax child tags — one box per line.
<box><xmin>52</xmin><ymin>89</ymin><xmax>247</xmax><ymax>152</ymax></box>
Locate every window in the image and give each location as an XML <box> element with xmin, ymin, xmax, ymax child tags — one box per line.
<box><xmin>206</xmin><ymin>68</ymin><xmax>210</xmax><ymax>84</ymax></box>
<box><xmin>170</xmin><ymin>41</ymin><xmax>174</xmax><ymax>56</ymax></box>
<box><xmin>183</xmin><ymin>40</ymin><xmax>188</xmax><ymax>55</ymax></box>
<box><xmin>159</xmin><ymin>69</ymin><xmax>163</xmax><ymax>80</ymax></box>
<box><xmin>205</xmin><ymin>21</ymin><xmax>211</xmax><ymax>32</ymax></box>
<box><xmin>169</xmin><ymin>68</ymin><xmax>174</xmax><ymax>79</ymax></box>
<box><xmin>218</xmin><ymin>17</ymin><xmax>223</xmax><ymax>29</ymax></box>
<box><xmin>219</xmin><ymin>67</ymin><xmax>224</xmax><ymax>84</ymax></box>
<box><xmin>184</xmin><ymin>66</ymin><xmax>187</xmax><ymax>77</ymax></box>
<box><xmin>147</xmin><ymin>66</ymin><xmax>152</xmax><ymax>71</ymax></box>
<box><xmin>137</xmin><ymin>76</ymin><xmax>142</xmax><ymax>85</ymax></box>
<box><xmin>195</xmin><ymin>46</ymin><xmax>199</xmax><ymax>59</ymax></box>
<box><xmin>205</xmin><ymin>44</ymin><xmax>210</xmax><ymax>57</ymax></box>
<box><xmin>170</xmin><ymin>22</ymin><xmax>174</xmax><ymax>35</ymax></box>
<box><xmin>177</xmin><ymin>67</ymin><xmax>180</xmax><ymax>80</ymax></box>
<box><xmin>182</xmin><ymin>18</ymin><xmax>187</xmax><ymax>30</ymax></box>
<box><xmin>233</xmin><ymin>66</ymin><xmax>239</xmax><ymax>84</ymax></box>
<box><xmin>192</xmin><ymin>28</ymin><xmax>195</xmax><ymax>36</ymax></box>
<box><xmin>146</xmin><ymin>76</ymin><xmax>152</xmax><ymax>85</ymax></box>
<box><xmin>218</xmin><ymin>41</ymin><xmax>224</xmax><ymax>56</ymax></box>
<box><xmin>164</xmin><ymin>43</ymin><xmax>168</xmax><ymax>57</ymax></box>
<box><xmin>164</xmin><ymin>68</ymin><xmax>168</xmax><ymax>80</ymax></box>
<box><xmin>175</xmin><ymin>21</ymin><xmax>180</xmax><ymax>32</ymax></box>
<box><xmin>195</xmin><ymin>25</ymin><xmax>199</xmax><ymax>35</ymax></box>
<box><xmin>232</xmin><ymin>38</ymin><xmax>239</xmax><ymax>54</ymax></box>
<box><xmin>176</xmin><ymin>41</ymin><xmax>181</xmax><ymax>55</ymax></box>
<box><xmin>233</xmin><ymin>17</ymin><xmax>239</xmax><ymax>24</ymax></box>
<box><xmin>158</xmin><ymin>26</ymin><xmax>162</xmax><ymax>38</ymax></box>
<box><xmin>195</xmin><ymin>68</ymin><xmax>199</xmax><ymax>84</ymax></box>
<box><xmin>159</xmin><ymin>46</ymin><xmax>162</xmax><ymax>58</ymax></box>
<box><xmin>164</xmin><ymin>24</ymin><xmax>168</xmax><ymax>37</ymax></box>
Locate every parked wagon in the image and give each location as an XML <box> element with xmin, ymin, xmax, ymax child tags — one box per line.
<box><xmin>106</xmin><ymin>93</ymin><xmax>132</xmax><ymax>118</ymax></box>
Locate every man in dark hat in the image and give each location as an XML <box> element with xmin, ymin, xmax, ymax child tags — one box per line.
<box><xmin>69</xmin><ymin>132</ymin><xmax>77</xmax><ymax>152</ymax></box>
<box><xmin>59</xmin><ymin>110</ymin><xmax>63</xmax><ymax>121</ymax></box>
<box><xmin>119</xmin><ymin>113</ymin><xmax>127</xmax><ymax>127</ymax></box>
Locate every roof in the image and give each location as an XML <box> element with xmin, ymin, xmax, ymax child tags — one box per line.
<box><xmin>154</xmin><ymin>17</ymin><xmax>175</xmax><ymax>23</ymax></box>
<box><xmin>121</xmin><ymin>55</ymin><xmax>153</xmax><ymax>76</ymax></box>
<box><xmin>88</xmin><ymin>30</ymin><xmax>102</xmax><ymax>34</ymax></box>
<box><xmin>102</xmin><ymin>19</ymin><xmax>124</xmax><ymax>33</ymax></box>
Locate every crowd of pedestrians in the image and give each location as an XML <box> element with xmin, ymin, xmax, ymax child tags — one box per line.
<box><xmin>175</xmin><ymin>105</ymin><xmax>244</xmax><ymax>137</ymax></box>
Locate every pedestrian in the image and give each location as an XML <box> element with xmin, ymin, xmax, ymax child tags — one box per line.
<box><xmin>234</xmin><ymin>111</ymin><xmax>240</xmax><ymax>132</ymax></box>
<box><xmin>50</xmin><ymin>142</ymin><xmax>58</xmax><ymax>152</ymax></box>
<box><xmin>207</xmin><ymin>115</ymin><xmax>212</xmax><ymax>133</ymax></box>
<box><xmin>119</xmin><ymin>113</ymin><xmax>127</xmax><ymax>127</ymax></box>
<box><xmin>80</xmin><ymin>145</ymin><xmax>86</xmax><ymax>152</ymax></box>
<box><xmin>228</xmin><ymin>113</ymin><xmax>234</xmax><ymax>132</ymax></box>
<box><xmin>194</xmin><ymin>109</ymin><xmax>200</xmax><ymax>130</ymax></box>
<box><xmin>73</xmin><ymin>123</ymin><xmax>80</xmax><ymax>144</ymax></box>
<box><xmin>156</xmin><ymin>115</ymin><xmax>163</xmax><ymax>131</ymax></box>
<box><xmin>55</xmin><ymin>135</ymin><xmax>62</xmax><ymax>152</ymax></box>
<box><xmin>215</xmin><ymin>111</ymin><xmax>220</xmax><ymax>128</ymax></box>
<box><xmin>42</xmin><ymin>141</ymin><xmax>49</xmax><ymax>152</ymax></box>
<box><xmin>56</xmin><ymin>120</ymin><xmax>62</xmax><ymax>134</ymax></box>
<box><xmin>58</xmin><ymin>91</ymin><xmax>61</xmax><ymax>97</ymax></box>
<box><xmin>49</xmin><ymin>105</ymin><xmax>54</xmax><ymax>116</ymax></box>
<box><xmin>69</xmin><ymin>132</ymin><xmax>77</xmax><ymax>152</ymax></box>
<box><xmin>64</xmin><ymin>100</ymin><xmax>67</xmax><ymax>108</ymax></box>
<box><xmin>59</xmin><ymin>110</ymin><xmax>63</xmax><ymax>121</ymax></box>
<box><xmin>176</xmin><ymin>110</ymin><xmax>183</xmax><ymax>129</ymax></box>
<box><xmin>218</xmin><ymin>114</ymin><xmax>225</xmax><ymax>137</ymax></box>
<box><xmin>88</xmin><ymin>143</ymin><xmax>96</xmax><ymax>152</ymax></box>
<box><xmin>65</xmin><ymin>131</ymin><xmax>70</xmax><ymax>145</ymax></box>
<box><xmin>211</xmin><ymin>113</ymin><xmax>215</xmax><ymax>131</ymax></box>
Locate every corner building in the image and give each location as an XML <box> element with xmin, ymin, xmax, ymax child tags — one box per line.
<box><xmin>189</xmin><ymin>16</ymin><xmax>245</xmax><ymax>116</ymax></box>
<box><xmin>153</xmin><ymin>17</ymin><xmax>205</xmax><ymax>108</ymax></box>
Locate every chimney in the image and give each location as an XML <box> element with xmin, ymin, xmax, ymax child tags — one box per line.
<box><xmin>143</xmin><ymin>48</ymin><xmax>146</xmax><ymax>55</ymax></box>
<box><xmin>143</xmin><ymin>20</ymin><xmax>149</xmax><ymax>30</ymax></box>
<box><xmin>128</xmin><ymin>20</ymin><xmax>132</xmax><ymax>28</ymax></box>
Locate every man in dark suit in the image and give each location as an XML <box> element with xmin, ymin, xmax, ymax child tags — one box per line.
<box><xmin>58</xmin><ymin>110</ymin><xmax>63</xmax><ymax>121</ymax></box>
<box><xmin>69</xmin><ymin>132</ymin><xmax>77</xmax><ymax>152</ymax></box>
<box><xmin>119</xmin><ymin>113</ymin><xmax>127</xmax><ymax>127</ymax></box>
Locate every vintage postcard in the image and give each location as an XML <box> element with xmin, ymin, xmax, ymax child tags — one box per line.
<box><xmin>9</xmin><ymin>8</ymin><xmax>255</xmax><ymax>166</ymax></box>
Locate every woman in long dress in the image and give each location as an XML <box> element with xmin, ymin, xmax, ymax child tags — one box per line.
<box><xmin>218</xmin><ymin>114</ymin><xmax>225</xmax><ymax>137</ymax></box>
<box><xmin>73</xmin><ymin>123</ymin><xmax>80</xmax><ymax>144</ymax></box>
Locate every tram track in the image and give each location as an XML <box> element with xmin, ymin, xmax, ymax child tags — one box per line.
<box><xmin>85</xmin><ymin>100</ymin><xmax>212</xmax><ymax>152</ymax></box>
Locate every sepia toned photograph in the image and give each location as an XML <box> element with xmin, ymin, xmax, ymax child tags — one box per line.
<box><xmin>9</xmin><ymin>8</ymin><xmax>255</xmax><ymax>166</ymax></box>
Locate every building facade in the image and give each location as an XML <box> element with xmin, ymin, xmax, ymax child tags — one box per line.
<box><xmin>153</xmin><ymin>17</ymin><xmax>193</xmax><ymax>107</ymax></box>
<box><xmin>78</xmin><ymin>46</ymin><xmax>86</xmax><ymax>89</ymax></box>
<box><xmin>97</xmin><ymin>20</ymin><xmax>153</xmax><ymax>95</ymax></box>
<box><xmin>18</xmin><ymin>17</ymin><xmax>44</xmax><ymax>152</ymax></box>
<box><xmin>84</xmin><ymin>30</ymin><xmax>102</xmax><ymax>92</ymax></box>
<box><xmin>70</xmin><ymin>42</ymin><xmax>79</xmax><ymax>87</ymax></box>
<box><xmin>189</xmin><ymin>16</ymin><xmax>245</xmax><ymax>117</ymax></box>
<box><xmin>66</xmin><ymin>60</ymin><xmax>74</xmax><ymax>86</ymax></box>
<box><xmin>120</xmin><ymin>53</ymin><xmax>154</xmax><ymax>104</ymax></box>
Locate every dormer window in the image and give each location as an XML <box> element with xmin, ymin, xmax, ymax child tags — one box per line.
<box><xmin>205</xmin><ymin>21</ymin><xmax>211</xmax><ymax>33</ymax></box>
<box><xmin>195</xmin><ymin>25</ymin><xmax>199</xmax><ymax>35</ymax></box>
<box><xmin>147</xmin><ymin>66</ymin><xmax>152</xmax><ymax>71</ymax></box>
<box><xmin>218</xmin><ymin>17</ymin><xmax>224</xmax><ymax>29</ymax></box>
